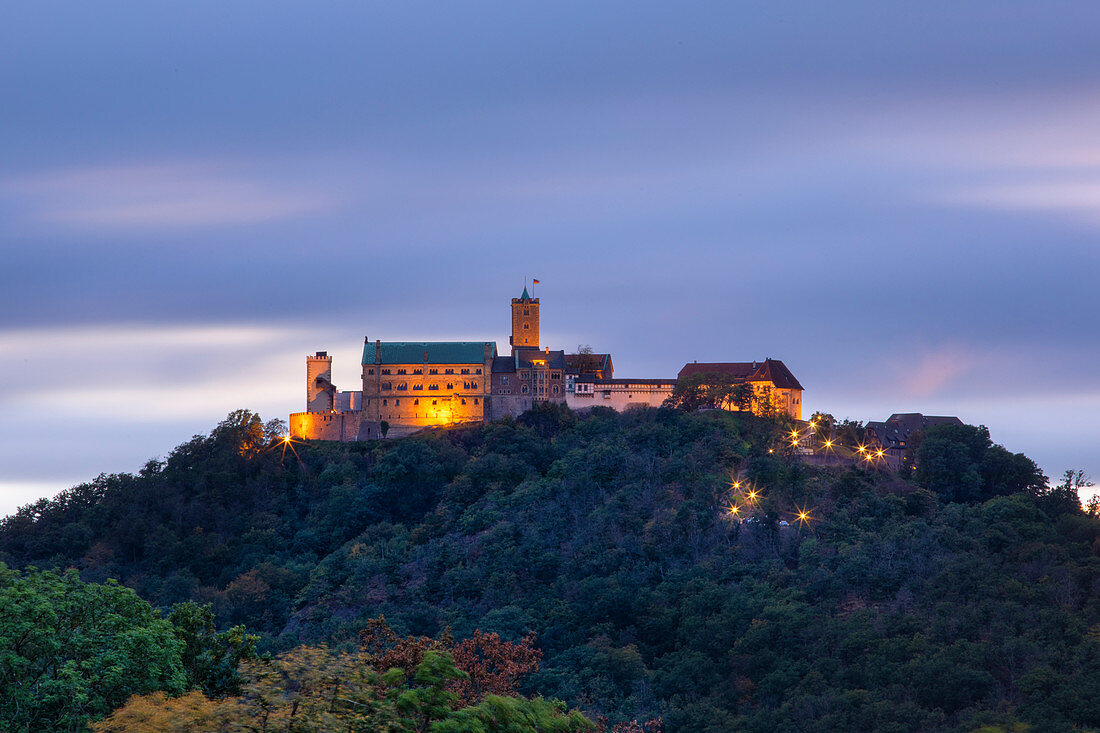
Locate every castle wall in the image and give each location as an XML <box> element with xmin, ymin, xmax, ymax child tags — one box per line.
<box><xmin>488</xmin><ymin>394</ymin><xmax>535</xmax><ymax>420</ymax></box>
<box><xmin>361</xmin><ymin>356</ymin><xmax>494</xmax><ymax>430</ymax></box>
<box><xmin>566</xmin><ymin>380</ymin><xmax>675</xmax><ymax>412</ymax></box>
<box><xmin>290</xmin><ymin>410</ymin><xmax>363</xmax><ymax>441</ymax></box>
<box><xmin>746</xmin><ymin>382</ymin><xmax>802</xmax><ymax>420</ymax></box>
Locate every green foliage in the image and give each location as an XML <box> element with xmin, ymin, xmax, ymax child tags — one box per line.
<box><xmin>664</xmin><ymin>373</ymin><xmax>752</xmax><ymax>412</ymax></box>
<box><xmin>435</xmin><ymin>694</ymin><xmax>596</xmax><ymax>732</ymax></box>
<box><xmin>5</xmin><ymin>407</ymin><xmax>1100</xmax><ymax>731</ymax></box>
<box><xmin>0</xmin><ymin>564</ymin><xmax>186</xmax><ymax>732</ymax></box>
<box><xmin>168</xmin><ymin>600</ymin><xmax>258</xmax><ymax>696</ymax></box>
<box><xmin>95</xmin><ymin>646</ymin><xmax>593</xmax><ymax>732</ymax></box>
<box><xmin>915</xmin><ymin>423</ymin><xmax>1047</xmax><ymax>504</ymax></box>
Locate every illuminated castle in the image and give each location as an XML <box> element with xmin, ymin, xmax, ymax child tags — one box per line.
<box><xmin>289</xmin><ymin>287</ymin><xmax>803</xmax><ymax>441</ymax></box>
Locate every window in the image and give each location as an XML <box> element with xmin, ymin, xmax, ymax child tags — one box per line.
<box><xmin>413</xmin><ymin>384</ymin><xmax>423</xmax><ymax>391</ymax></box>
<box><xmin>367</xmin><ymin>368</ymin><xmax>375</xmax><ymax>375</ymax></box>
<box><xmin>414</xmin><ymin>398</ymin><xmax>419</xmax><ymax>405</ymax></box>
<box><xmin>524</xmin><ymin>323</ymin><xmax>529</xmax><ymax>330</ymax></box>
<box><xmin>553</xmin><ymin>386</ymin><xmax>559</xmax><ymax>394</ymax></box>
<box><xmin>381</xmin><ymin>368</ymin><xmax>391</xmax><ymax>375</ymax></box>
<box><xmin>501</xmin><ymin>376</ymin><xmax>509</xmax><ymax>386</ymax></box>
<box><xmin>429</xmin><ymin>369</ymin><xmax>438</xmax><ymax>375</ymax></box>
<box><xmin>413</xmin><ymin>368</ymin><xmax>423</xmax><ymax>375</ymax></box>
<box><xmin>432</xmin><ymin>400</ymin><xmax>437</xmax><ymax>405</ymax></box>
<box><xmin>396</xmin><ymin>369</ymin><xmax>406</xmax><ymax>375</ymax></box>
<box><xmin>395</xmin><ymin>399</ymin><xmax>400</xmax><ymax>406</ymax></box>
<box><xmin>522</xmin><ymin>385</ymin><xmax>529</xmax><ymax>394</ymax></box>
<box><xmin>383</xmin><ymin>399</ymin><xmax>387</xmax><ymax>405</ymax></box>
<box><xmin>551</xmin><ymin>372</ymin><xmax>560</xmax><ymax>379</ymax></box>
<box><xmin>397</xmin><ymin>383</ymin><xmax>407</xmax><ymax>391</ymax></box>
<box><xmin>476</xmin><ymin>368</ymin><xmax>482</xmax><ymax>374</ymax></box>
<box><xmin>471</xmin><ymin>381</ymin><xmax>477</xmax><ymax>389</ymax></box>
<box><xmin>461</xmin><ymin>398</ymin><xmax>466</xmax><ymax>405</ymax></box>
<box><xmin>523</xmin><ymin>308</ymin><xmax>529</xmax><ymax>315</ymax></box>
<box><xmin>381</xmin><ymin>383</ymin><xmax>392</xmax><ymax>390</ymax></box>
<box><xmin>461</xmin><ymin>368</ymin><xmax>469</xmax><ymax>374</ymax></box>
<box><xmin>520</xmin><ymin>371</ymin><xmax>529</xmax><ymax>380</ymax></box>
<box><xmin>445</xmin><ymin>368</ymin><xmax>454</xmax><ymax>374</ymax></box>
<box><xmin>474</xmin><ymin>398</ymin><xmax>479</xmax><ymax>405</ymax></box>
<box><xmin>446</xmin><ymin>383</ymin><xmax>454</xmax><ymax>390</ymax></box>
<box><xmin>429</xmin><ymin>384</ymin><xmax>439</xmax><ymax>390</ymax></box>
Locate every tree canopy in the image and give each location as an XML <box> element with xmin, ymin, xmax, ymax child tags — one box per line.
<box><xmin>2</xmin><ymin>407</ymin><xmax>1099</xmax><ymax>731</ymax></box>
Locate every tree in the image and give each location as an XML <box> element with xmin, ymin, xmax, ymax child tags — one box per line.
<box><xmin>576</xmin><ymin>345</ymin><xmax>599</xmax><ymax>375</ymax></box>
<box><xmin>664</xmin><ymin>372</ymin><xmax>741</xmax><ymax>412</ymax></box>
<box><xmin>915</xmin><ymin>424</ymin><xmax>990</xmax><ymax>503</ymax></box>
<box><xmin>1030</xmin><ymin>470</ymin><xmax>1091</xmax><ymax>517</ymax></box>
<box><xmin>664</xmin><ymin>373</ymin><xmax>709</xmax><ymax>411</ymax></box>
<box><xmin>360</xmin><ymin>617</ymin><xmax>543</xmax><ymax>707</ymax></box>
<box><xmin>95</xmin><ymin>647</ymin><xmax>594</xmax><ymax>733</ymax></box>
<box><xmin>0</xmin><ymin>564</ymin><xmax>186</xmax><ymax>732</ymax></box>
<box><xmin>450</xmin><ymin>630</ymin><xmax>543</xmax><ymax>706</ymax></box>
<box><xmin>168</xmin><ymin>601</ymin><xmax>258</xmax><ymax>696</ymax></box>
<box><xmin>212</xmin><ymin>409</ymin><xmax>267</xmax><ymax>457</ymax></box>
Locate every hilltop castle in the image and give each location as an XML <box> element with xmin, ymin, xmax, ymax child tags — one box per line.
<box><xmin>290</xmin><ymin>288</ymin><xmax>803</xmax><ymax>441</ymax></box>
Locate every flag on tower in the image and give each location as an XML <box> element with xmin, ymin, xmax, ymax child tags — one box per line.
<box><xmin>532</xmin><ymin>279</ymin><xmax>540</xmax><ymax>284</ymax></box>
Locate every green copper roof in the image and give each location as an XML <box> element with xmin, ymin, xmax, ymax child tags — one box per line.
<box><xmin>362</xmin><ymin>341</ymin><xmax>496</xmax><ymax>365</ymax></box>
<box><xmin>520</xmin><ymin>286</ymin><xmax>530</xmax><ymax>299</ymax></box>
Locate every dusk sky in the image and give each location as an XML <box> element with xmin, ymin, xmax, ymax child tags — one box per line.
<box><xmin>3</xmin><ymin>2</ymin><xmax>1099</xmax><ymax>516</ymax></box>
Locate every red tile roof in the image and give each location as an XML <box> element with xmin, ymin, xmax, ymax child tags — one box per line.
<box><xmin>677</xmin><ymin>358</ymin><xmax>803</xmax><ymax>390</ymax></box>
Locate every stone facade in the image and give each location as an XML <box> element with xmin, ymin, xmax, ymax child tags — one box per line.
<box><xmin>510</xmin><ymin>289</ymin><xmax>539</xmax><ymax>349</ymax></box>
<box><xmin>290</xmin><ymin>287</ymin><xmax>806</xmax><ymax>440</ymax></box>
<box><xmin>360</xmin><ymin>341</ymin><xmax>495</xmax><ymax>430</ymax></box>
<box><xmin>678</xmin><ymin>359</ymin><xmax>804</xmax><ymax>420</ymax></box>
<box><xmin>566</xmin><ymin>378</ymin><xmax>676</xmax><ymax>412</ymax></box>
<box><xmin>306</xmin><ymin>352</ymin><xmax>334</xmax><ymax>412</ymax></box>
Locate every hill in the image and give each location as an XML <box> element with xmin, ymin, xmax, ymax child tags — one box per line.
<box><xmin>2</xmin><ymin>406</ymin><xmax>1099</xmax><ymax>731</ymax></box>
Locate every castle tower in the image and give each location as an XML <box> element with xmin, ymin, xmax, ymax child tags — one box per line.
<box><xmin>510</xmin><ymin>286</ymin><xmax>539</xmax><ymax>350</ymax></box>
<box><xmin>306</xmin><ymin>351</ymin><xmax>335</xmax><ymax>412</ymax></box>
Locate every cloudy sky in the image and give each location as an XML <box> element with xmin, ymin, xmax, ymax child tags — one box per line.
<box><xmin>3</xmin><ymin>2</ymin><xmax>1099</xmax><ymax>516</ymax></box>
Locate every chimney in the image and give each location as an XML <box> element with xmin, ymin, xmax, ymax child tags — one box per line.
<box><xmin>375</xmin><ymin>340</ymin><xmax>381</xmax><ymax>363</ymax></box>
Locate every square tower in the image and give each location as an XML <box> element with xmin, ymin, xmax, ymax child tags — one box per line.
<box><xmin>306</xmin><ymin>351</ymin><xmax>335</xmax><ymax>412</ymax></box>
<box><xmin>510</xmin><ymin>286</ymin><xmax>539</xmax><ymax>350</ymax></box>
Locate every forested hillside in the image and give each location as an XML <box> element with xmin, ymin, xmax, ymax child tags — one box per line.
<box><xmin>2</xmin><ymin>406</ymin><xmax>1099</xmax><ymax>731</ymax></box>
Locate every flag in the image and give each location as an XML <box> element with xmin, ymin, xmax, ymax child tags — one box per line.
<box><xmin>532</xmin><ymin>279</ymin><xmax>540</xmax><ymax>284</ymax></box>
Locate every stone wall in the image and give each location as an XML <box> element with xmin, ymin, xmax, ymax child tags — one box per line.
<box><xmin>289</xmin><ymin>410</ymin><xmax>362</xmax><ymax>441</ymax></box>
<box><xmin>566</xmin><ymin>381</ymin><xmax>674</xmax><ymax>412</ymax></box>
<box><xmin>306</xmin><ymin>354</ymin><xmax>334</xmax><ymax>412</ymax></box>
<box><xmin>510</xmin><ymin>297</ymin><xmax>539</xmax><ymax>348</ymax></box>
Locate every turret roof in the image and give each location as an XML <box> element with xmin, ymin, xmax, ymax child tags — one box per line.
<box><xmin>520</xmin><ymin>286</ymin><xmax>530</xmax><ymax>300</ymax></box>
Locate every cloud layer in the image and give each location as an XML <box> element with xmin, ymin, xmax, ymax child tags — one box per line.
<box><xmin>2</xmin><ymin>2</ymin><xmax>1099</xmax><ymax>514</ymax></box>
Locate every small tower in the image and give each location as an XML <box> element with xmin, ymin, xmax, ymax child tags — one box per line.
<box><xmin>510</xmin><ymin>286</ymin><xmax>539</xmax><ymax>350</ymax></box>
<box><xmin>306</xmin><ymin>351</ymin><xmax>335</xmax><ymax>412</ymax></box>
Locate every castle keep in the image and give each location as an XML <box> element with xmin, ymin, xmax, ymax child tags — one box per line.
<box><xmin>289</xmin><ymin>287</ymin><xmax>803</xmax><ymax>441</ymax></box>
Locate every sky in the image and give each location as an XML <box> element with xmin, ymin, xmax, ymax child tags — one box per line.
<box><xmin>2</xmin><ymin>2</ymin><xmax>1098</xmax><ymax>516</ymax></box>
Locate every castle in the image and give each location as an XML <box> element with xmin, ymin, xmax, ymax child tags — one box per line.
<box><xmin>289</xmin><ymin>287</ymin><xmax>803</xmax><ymax>441</ymax></box>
